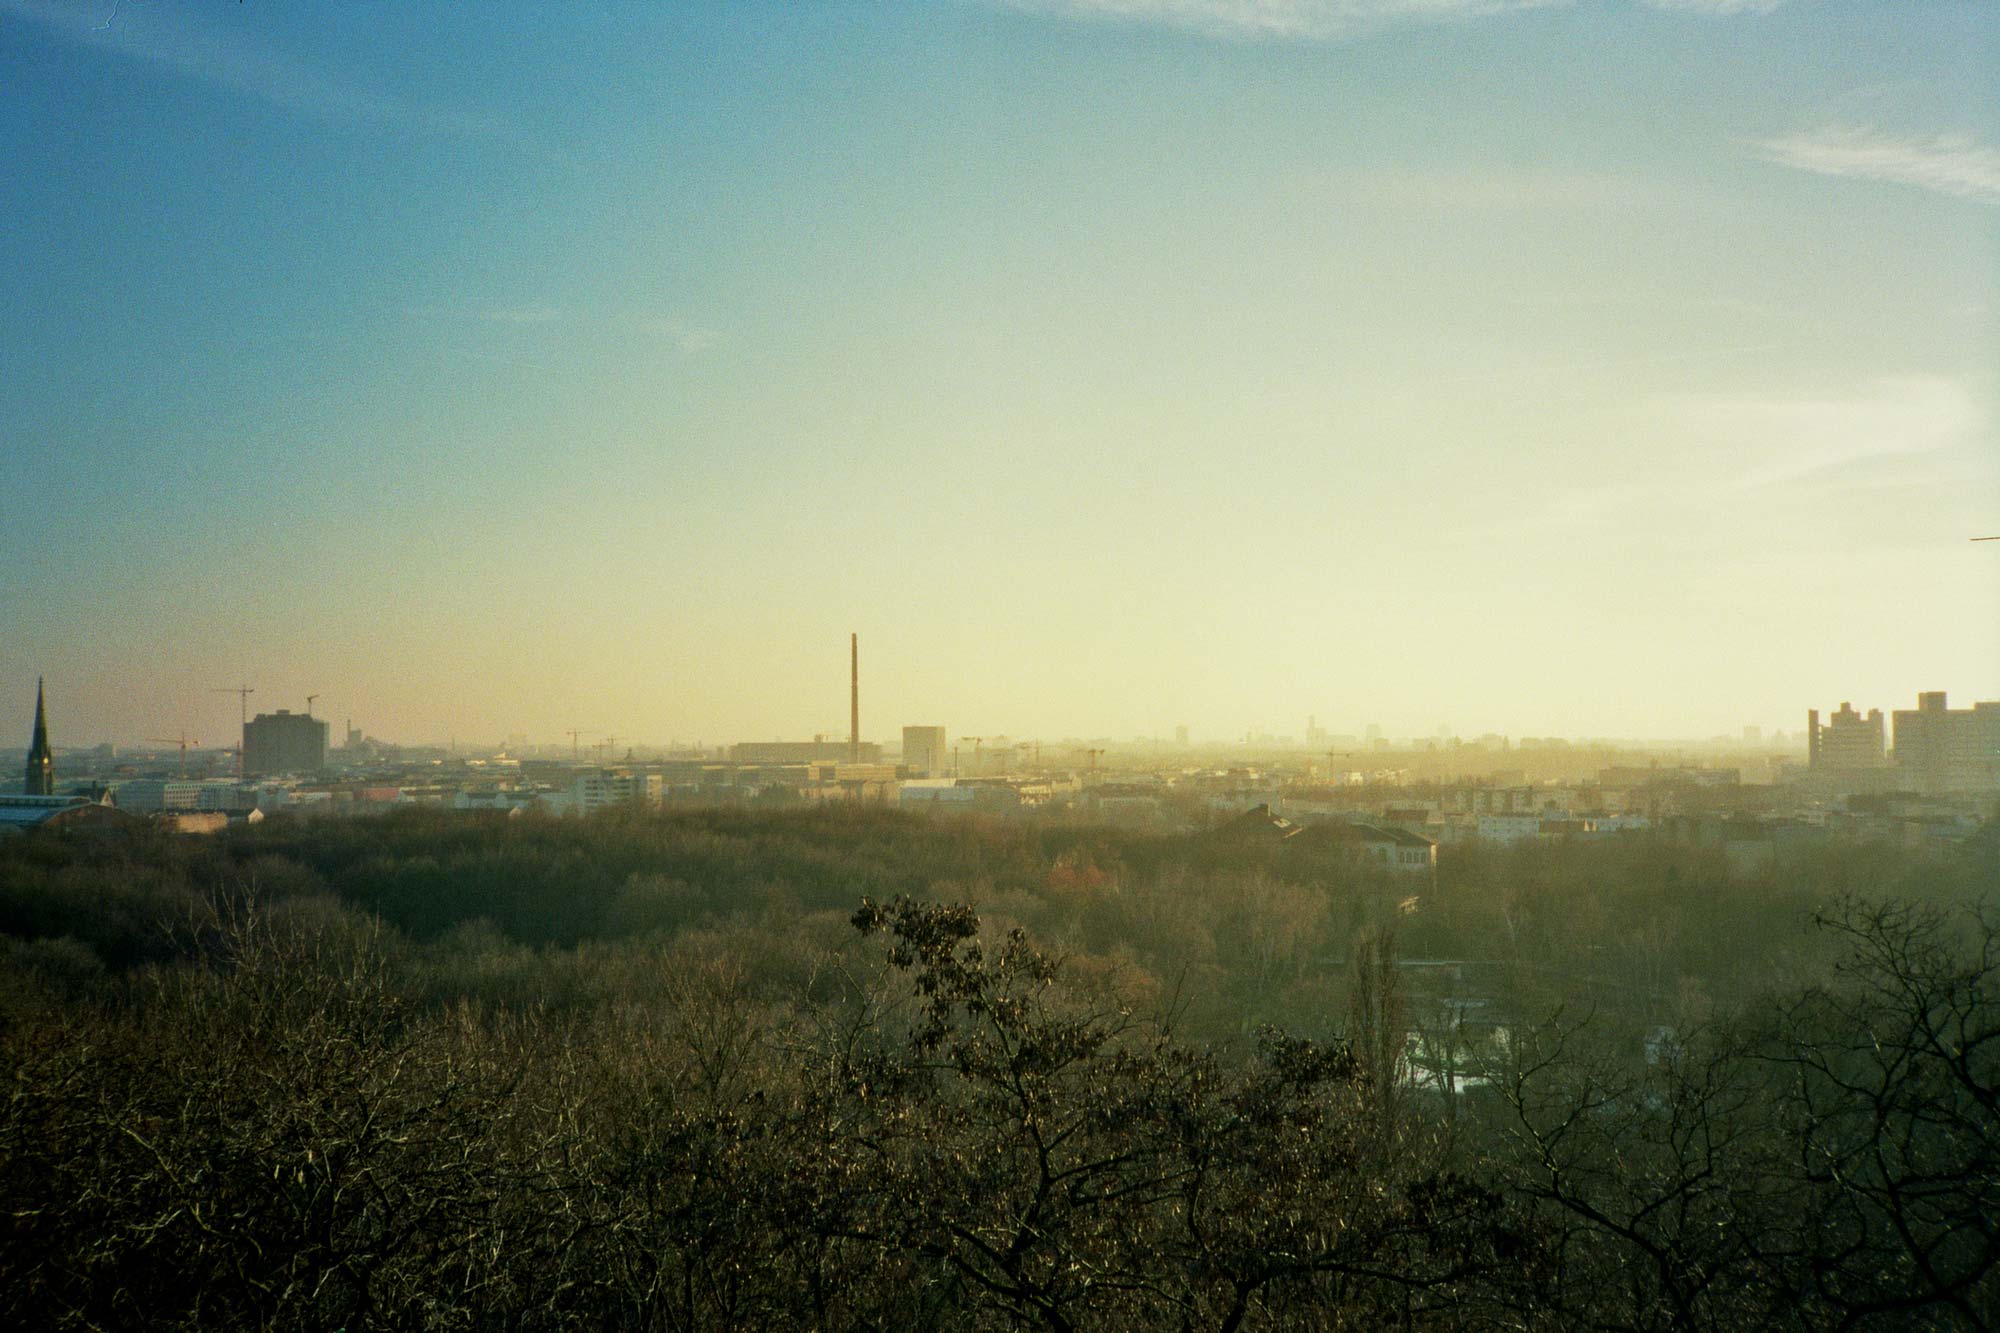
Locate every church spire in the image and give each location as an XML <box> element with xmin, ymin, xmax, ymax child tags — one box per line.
<box><xmin>24</xmin><ymin>677</ymin><xmax>53</xmax><ymax>796</ymax></box>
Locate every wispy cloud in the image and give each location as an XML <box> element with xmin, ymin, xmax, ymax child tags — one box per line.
<box><xmin>1641</xmin><ymin>0</ymin><xmax>1783</xmax><ymax>14</ymax></box>
<box><xmin>1670</xmin><ymin>375</ymin><xmax>1987</xmax><ymax>492</ymax></box>
<box><xmin>402</xmin><ymin>303</ymin><xmax>568</xmax><ymax>326</ymax></box>
<box><xmin>646</xmin><ymin>317</ymin><xmax>722</xmax><ymax>354</ymax></box>
<box><xmin>1521</xmin><ymin>375</ymin><xmax>1987</xmax><ymax>541</ymax></box>
<box><xmin>996</xmin><ymin>0</ymin><xmax>1565</xmax><ymax>41</ymax></box>
<box><xmin>402</xmin><ymin>304</ymin><xmax>722</xmax><ymax>355</ymax></box>
<box><xmin>2</xmin><ymin>0</ymin><xmax>498</xmax><ymax>135</ymax></box>
<box><xmin>997</xmin><ymin>0</ymin><xmax>1782</xmax><ymax>39</ymax></box>
<box><xmin>1755</xmin><ymin>127</ymin><xmax>2000</xmax><ymax>204</ymax></box>
<box><xmin>1441</xmin><ymin>340</ymin><xmax>1787</xmax><ymax>386</ymax></box>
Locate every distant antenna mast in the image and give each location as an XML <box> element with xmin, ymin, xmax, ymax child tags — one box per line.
<box><xmin>211</xmin><ymin>684</ymin><xmax>254</xmax><ymax>780</ymax></box>
<box><xmin>849</xmin><ymin>632</ymin><xmax>860</xmax><ymax>764</ymax></box>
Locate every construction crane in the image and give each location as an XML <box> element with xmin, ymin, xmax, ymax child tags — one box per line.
<box><xmin>565</xmin><ymin>729</ymin><xmax>595</xmax><ymax>763</ymax></box>
<box><xmin>1323</xmin><ymin>750</ymin><xmax>1354</xmax><ymax>786</ymax></box>
<box><xmin>211</xmin><ymin>685</ymin><xmax>254</xmax><ymax>779</ymax></box>
<box><xmin>147</xmin><ymin>732</ymin><xmax>200</xmax><ymax>778</ymax></box>
<box><xmin>599</xmin><ymin>735</ymin><xmax>622</xmax><ymax>766</ymax></box>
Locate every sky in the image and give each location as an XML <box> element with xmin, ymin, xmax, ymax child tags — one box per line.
<box><xmin>1</xmin><ymin>0</ymin><xmax>1996</xmax><ymax>749</ymax></box>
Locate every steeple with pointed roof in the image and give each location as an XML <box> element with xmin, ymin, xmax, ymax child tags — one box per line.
<box><xmin>24</xmin><ymin>677</ymin><xmax>53</xmax><ymax>796</ymax></box>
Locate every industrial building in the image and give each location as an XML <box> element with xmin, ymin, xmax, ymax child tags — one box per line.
<box><xmin>243</xmin><ymin>709</ymin><xmax>329</xmax><ymax>776</ymax></box>
<box><xmin>730</xmin><ymin>740</ymin><xmax>884</xmax><ymax>764</ymax></box>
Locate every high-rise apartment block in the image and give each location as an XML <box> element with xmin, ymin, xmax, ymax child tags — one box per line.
<box><xmin>1892</xmin><ymin>692</ymin><xmax>2000</xmax><ymax>794</ymax></box>
<box><xmin>1807</xmin><ymin>702</ymin><xmax>1886</xmax><ymax>771</ymax></box>
<box><xmin>242</xmin><ymin>709</ymin><xmax>328</xmax><ymax>776</ymax></box>
<box><xmin>902</xmin><ymin>726</ymin><xmax>947</xmax><ymax>777</ymax></box>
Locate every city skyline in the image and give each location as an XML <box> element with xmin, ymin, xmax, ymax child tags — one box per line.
<box><xmin>9</xmin><ymin>667</ymin><xmax>1996</xmax><ymax>756</ymax></box>
<box><xmin>3</xmin><ymin>2</ymin><xmax>1996</xmax><ymax>744</ymax></box>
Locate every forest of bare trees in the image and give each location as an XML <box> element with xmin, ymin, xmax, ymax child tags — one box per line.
<box><xmin>2</xmin><ymin>807</ymin><xmax>1994</xmax><ymax>1329</ymax></box>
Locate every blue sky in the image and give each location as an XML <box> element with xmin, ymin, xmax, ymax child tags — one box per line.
<box><xmin>2</xmin><ymin>0</ymin><xmax>1995</xmax><ymax>746</ymax></box>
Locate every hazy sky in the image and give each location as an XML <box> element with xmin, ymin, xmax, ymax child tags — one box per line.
<box><xmin>3</xmin><ymin>0</ymin><xmax>1996</xmax><ymax>748</ymax></box>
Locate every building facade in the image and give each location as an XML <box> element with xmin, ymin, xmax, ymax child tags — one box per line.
<box><xmin>902</xmin><ymin>726</ymin><xmax>947</xmax><ymax>777</ymax></box>
<box><xmin>242</xmin><ymin>710</ymin><xmax>329</xmax><ymax>776</ymax></box>
<box><xmin>1808</xmin><ymin>702</ymin><xmax>1887</xmax><ymax>770</ymax></box>
<box><xmin>1892</xmin><ymin>692</ymin><xmax>2000</xmax><ymax>794</ymax></box>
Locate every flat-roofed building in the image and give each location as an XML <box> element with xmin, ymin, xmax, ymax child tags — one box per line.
<box><xmin>731</xmin><ymin>739</ymin><xmax>883</xmax><ymax>764</ymax></box>
<box><xmin>902</xmin><ymin>726</ymin><xmax>947</xmax><ymax>777</ymax></box>
<box><xmin>1892</xmin><ymin>692</ymin><xmax>2000</xmax><ymax>794</ymax></box>
<box><xmin>573</xmin><ymin>770</ymin><xmax>664</xmax><ymax>812</ymax></box>
<box><xmin>1808</xmin><ymin>702</ymin><xmax>1887</xmax><ymax>770</ymax></box>
<box><xmin>243</xmin><ymin>710</ymin><xmax>328</xmax><ymax>776</ymax></box>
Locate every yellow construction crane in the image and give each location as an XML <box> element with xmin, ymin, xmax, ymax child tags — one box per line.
<box><xmin>147</xmin><ymin>732</ymin><xmax>200</xmax><ymax>778</ymax></box>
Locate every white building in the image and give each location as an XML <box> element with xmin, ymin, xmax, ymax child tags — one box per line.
<box><xmin>114</xmin><ymin>779</ymin><xmax>250</xmax><ymax>813</ymax></box>
<box><xmin>572</xmin><ymin>770</ymin><xmax>663</xmax><ymax>813</ymax></box>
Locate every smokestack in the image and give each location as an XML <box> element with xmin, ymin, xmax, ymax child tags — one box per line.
<box><xmin>850</xmin><ymin>632</ymin><xmax>859</xmax><ymax>763</ymax></box>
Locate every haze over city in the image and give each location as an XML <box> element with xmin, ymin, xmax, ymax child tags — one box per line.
<box><xmin>3</xmin><ymin>0</ymin><xmax>1995</xmax><ymax>747</ymax></box>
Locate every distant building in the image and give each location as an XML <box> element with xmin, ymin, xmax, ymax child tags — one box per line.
<box><xmin>572</xmin><ymin>770</ymin><xmax>663</xmax><ymax>812</ymax></box>
<box><xmin>1892</xmin><ymin>692</ymin><xmax>2000</xmax><ymax>794</ymax></box>
<box><xmin>22</xmin><ymin>677</ymin><xmax>53</xmax><ymax>796</ymax></box>
<box><xmin>1475</xmin><ymin>811</ymin><xmax>1544</xmax><ymax>845</ymax></box>
<box><xmin>114</xmin><ymin>779</ymin><xmax>254</xmax><ymax>813</ymax></box>
<box><xmin>902</xmin><ymin>726</ymin><xmax>947</xmax><ymax>777</ymax></box>
<box><xmin>1293</xmin><ymin>820</ymin><xmax>1438</xmax><ymax>876</ymax></box>
<box><xmin>0</xmin><ymin>793</ymin><xmax>137</xmax><ymax>838</ymax></box>
<box><xmin>900</xmin><ymin>778</ymin><xmax>976</xmax><ymax>808</ymax></box>
<box><xmin>1808</xmin><ymin>702</ymin><xmax>1886</xmax><ymax>771</ymax></box>
<box><xmin>243</xmin><ymin>710</ymin><xmax>329</xmax><ymax>776</ymax></box>
<box><xmin>731</xmin><ymin>739</ymin><xmax>883</xmax><ymax>764</ymax></box>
